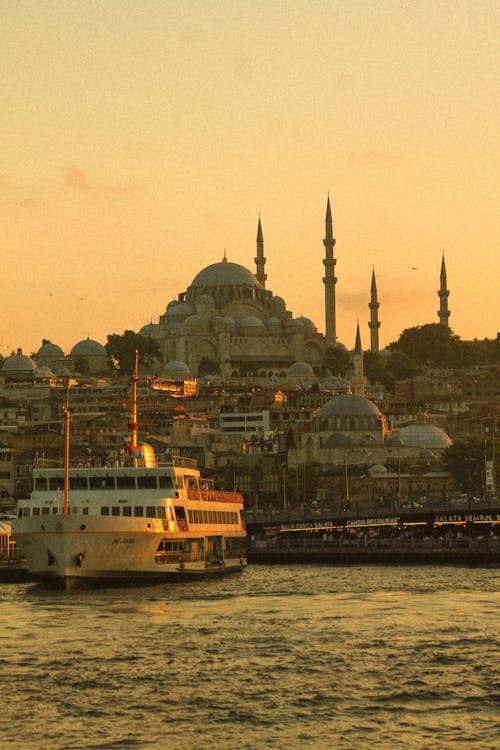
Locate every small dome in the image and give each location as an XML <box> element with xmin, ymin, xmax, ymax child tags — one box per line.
<box><xmin>70</xmin><ymin>338</ymin><xmax>106</xmax><ymax>357</ymax></box>
<box><xmin>164</xmin><ymin>360</ymin><xmax>191</xmax><ymax>376</ymax></box>
<box><xmin>33</xmin><ymin>365</ymin><xmax>55</xmax><ymax>379</ymax></box>
<box><xmin>190</xmin><ymin>261</ymin><xmax>261</xmax><ymax>290</ymax></box>
<box><xmin>271</xmin><ymin>296</ymin><xmax>286</xmax><ymax>311</ymax></box>
<box><xmin>139</xmin><ymin>323</ymin><xmax>156</xmax><ymax>336</ymax></box>
<box><xmin>36</xmin><ymin>340</ymin><xmax>64</xmax><ymax>357</ymax></box>
<box><xmin>239</xmin><ymin>316</ymin><xmax>265</xmax><ymax>329</ymax></box>
<box><xmin>369</xmin><ymin>464</ymin><xmax>388</xmax><ymax>473</ymax></box>
<box><xmin>399</xmin><ymin>424</ymin><xmax>452</xmax><ymax>450</ymax></box>
<box><xmin>2</xmin><ymin>349</ymin><xmax>37</xmax><ymax>372</ymax></box>
<box><xmin>182</xmin><ymin>314</ymin><xmax>211</xmax><ymax>332</ymax></box>
<box><xmin>318</xmin><ymin>394</ymin><xmax>382</xmax><ymax>420</ymax></box>
<box><xmin>294</xmin><ymin>316</ymin><xmax>316</xmax><ymax>332</ymax></box>
<box><xmin>288</xmin><ymin>361</ymin><xmax>314</xmax><ymax>376</ymax></box>
<box><xmin>165</xmin><ymin>301</ymin><xmax>195</xmax><ymax>317</ymax></box>
<box><xmin>266</xmin><ymin>317</ymin><xmax>282</xmax><ymax>329</ymax></box>
<box><xmin>55</xmin><ymin>367</ymin><xmax>72</xmax><ymax>377</ymax></box>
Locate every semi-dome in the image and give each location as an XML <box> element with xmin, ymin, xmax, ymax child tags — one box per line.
<box><xmin>266</xmin><ymin>317</ymin><xmax>282</xmax><ymax>329</ymax></box>
<box><xmin>239</xmin><ymin>316</ymin><xmax>265</xmax><ymax>329</ymax></box>
<box><xmin>399</xmin><ymin>424</ymin><xmax>452</xmax><ymax>450</ymax></box>
<box><xmin>165</xmin><ymin>301</ymin><xmax>195</xmax><ymax>317</ymax></box>
<box><xmin>164</xmin><ymin>360</ymin><xmax>191</xmax><ymax>376</ymax></box>
<box><xmin>2</xmin><ymin>349</ymin><xmax>37</xmax><ymax>372</ymax></box>
<box><xmin>294</xmin><ymin>316</ymin><xmax>316</xmax><ymax>331</ymax></box>
<box><xmin>36</xmin><ymin>340</ymin><xmax>64</xmax><ymax>357</ymax></box>
<box><xmin>139</xmin><ymin>323</ymin><xmax>156</xmax><ymax>336</ymax></box>
<box><xmin>271</xmin><ymin>295</ymin><xmax>286</xmax><ymax>311</ymax></box>
<box><xmin>318</xmin><ymin>394</ymin><xmax>382</xmax><ymax>420</ymax></box>
<box><xmin>182</xmin><ymin>314</ymin><xmax>211</xmax><ymax>332</ymax></box>
<box><xmin>190</xmin><ymin>260</ymin><xmax>261</xmax><ymax>290</ymax></box>
<box><xmin>71</xmin><ymin>338</ymin><xmax>106</xmax><ymax>357</ymax></box>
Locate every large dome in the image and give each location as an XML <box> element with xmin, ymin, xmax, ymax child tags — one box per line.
<box><xmin>399</xmin><ymin>424</ymin><xmax>452</xmax><ymax>450</ymax></box>
<box><xmin>71</xmin><ymin>338</ymin><xmax>106</xmax><ymax>357</ymax></box>
<box><xmin>190</xmin><ymin>260</ymin><xmax>261</xmax><ymax>290</ymax></box>
<box><xmin>2</xmin><ymin>350</ymin><xmax>37</xmax><ymax>372</ymax></box>
<box><xmin>36</xmin><ymin>340</ymin><xmax>64</xmax><ymax>357</ymax></box>
<box><xmin>318</xmin><ymin>394</ymin><xmax>382</xmax><ymax>420</ymax></box>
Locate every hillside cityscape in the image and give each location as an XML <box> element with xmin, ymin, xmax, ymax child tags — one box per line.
<box><xmin>0</xmin><ymin>204</ymin><xmax>497</xmax><ymax>515</ymax></box>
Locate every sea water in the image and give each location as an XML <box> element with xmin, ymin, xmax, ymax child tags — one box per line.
<box><xmin>1</xmin><ymin>565</ymin><xmax>499</xmax><ymax>750</ymax></box>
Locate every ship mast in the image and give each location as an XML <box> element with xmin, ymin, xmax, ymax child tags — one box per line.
<box><xmin>127</xmin><ymin>350</ymin><xmax>139</xmax><ymax>462</ymax></box>
<box><xmin>63</xmin><ymin>379</ymin><xmax>70</xmax><ymax>515</ymax></box>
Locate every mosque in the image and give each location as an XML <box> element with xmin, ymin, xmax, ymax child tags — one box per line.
<box><xmin>138</xmin><ymin>198</ymin><xmax>384</xmax><ymax>378</ymax></box>
<box><xmin>1</xmin><ymin>197</ymin><xmax>451</xmax><ymax>381</ymax></box>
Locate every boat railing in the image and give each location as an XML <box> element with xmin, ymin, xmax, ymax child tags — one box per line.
<box><xmin>33</xmin><ymin>455</ymin><xmax>199</xmax><ymax>471</ymax></box>
<box><xmin>188</xmin><ymin>489</ymin><xmax>243</xmax><ymax>505</ymax></box>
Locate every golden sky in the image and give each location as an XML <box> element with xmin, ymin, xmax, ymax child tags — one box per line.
<box><xmin>1</xmin><ymin>0</ymin><xmax>499</xmax><ymax>357</ymax></box>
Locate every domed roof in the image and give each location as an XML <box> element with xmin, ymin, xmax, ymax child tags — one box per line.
<box><xmin>294</xmin><ymin>316</ymin><xmax>316</xmax><ymax>331</ymax></box>
<box><xmin>139</xmin><ymin>323</ymin><xmax>156</xmax><ymax>336</ymax></box>
<box><xmin>182</xmin><ymin>314</ymin><xmax>211</xmax><ymax>332</ymax></box>
<box><xmin>164</xmin><ymin>360</ymin><xmax>191</xmax><ymax>376</ymax></box>
<box><xmin>239</xmin><ymin>316</ymin><xmax>265</xmax><ymax>329</ymax></box>
<box><xmin>399</xmin><ymin>424</ymin><xmax>452</xmax><ymax>450</ymax></box>
<box><xmin>165</xmin><ymin>301</ymin><xmax>195</xmax><ymax>317</ymax></box>
<box><xmin>190</xmin><ymin>260</ymin><xmax>261</xmax><ymax>289</ymax></box>
<box><xmin>318</xmin><ymin>394</ymin><xmax>382</xmax><ymax>420</ymax></box>
<box><xmin>36</xmin><ymin>340</ymin><xmax>64</xmax><ymax>356</ymax></box>
<box><xmin>288</xmin><ymin>361</ymin><xmax>314</xmax><ymax>376</ymax></box>
<box><xmin>271</xmin><ymin>295</ymin><xmax>286</xmax><ymax>311</ymax></box>
<box><xmin>33</xmin><ymin>365</ymin><xmax>55</xmax><ymax>379</ymax></box>
<box><xmin>266</xmin><ymin>317</ymin><xmax>282</xmax><ymax>328</ymax></box>
<box><xmin>2</xmin><ymin>350</ymin><xmax>37</xmax><ymax>371</ymax></box>
<box><xmin>70</xmin><ymin>338</ymin><xmax>106</xmax><ymax>357</ymax></box>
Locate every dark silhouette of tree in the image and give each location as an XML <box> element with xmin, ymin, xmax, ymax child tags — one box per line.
<box><xmin>442</xmin><ymin>438</ymin><xmax>486</xmax><ymax>496</ymax></box>
<box><xmin>322</xmin><ymin>346</ymin><xmax>350</xmax><ymax>376</ymax></box>
<box><xmin>197</xmin><ymin>357</ymin><xmax>221</xmax><ymax>377</ymax></box>
<box><xmin>105</xmin><ymin>331</ymin><xmax>161</xmax><ymax>375</ymax></box>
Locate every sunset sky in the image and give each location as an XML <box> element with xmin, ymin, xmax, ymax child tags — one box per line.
<box><xmin>2</xmin><ymin>1</ymin><xmax>499</xmax><ymax>358</ymax></box>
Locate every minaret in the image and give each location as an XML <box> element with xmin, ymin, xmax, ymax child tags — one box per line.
<box><xmin>351</xmin><ymin>322</ymin><xmax>365</xmax><ymax>396</ymax></box>
<box><xmin>438</xmin><ymin>253</ymin><xmax>450</xmax><ymax>328</ymax></box>
<box><xmin>255</xmin><ymin>217</ymin><xmax>266</xmax><ymax>287</ymax></box>
<box><xmin>368</xmin><ymin>267</ymin><xmax>380</xmax><ymax>353</ymax></box>
<box><xmin>323</xmin><ymin>196</ymin><xmax>337</xmax><ymax>345</ymax></box>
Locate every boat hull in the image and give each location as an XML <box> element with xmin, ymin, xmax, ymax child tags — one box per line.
<box><xmin>13</xmin><ymin>514</ymin><xmax>247</xmax><ymax>590</ymax></box>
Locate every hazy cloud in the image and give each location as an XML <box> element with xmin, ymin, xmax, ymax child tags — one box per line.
<box><xmin>62</xmin><ymin>166</ymin><xmax>138</xmax><ymax>195</ymax></box>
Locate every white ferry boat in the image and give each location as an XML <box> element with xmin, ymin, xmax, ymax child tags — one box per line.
<box><xmin>12</xmin><ymin>362</ymin><xmax>247</xmax><ymax>589</ymax></box>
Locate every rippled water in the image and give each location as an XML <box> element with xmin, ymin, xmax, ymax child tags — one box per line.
<box><xmin>1</xmin><ymin>565</ymin><xmax>499</xmax><ymax>749</ymax></box>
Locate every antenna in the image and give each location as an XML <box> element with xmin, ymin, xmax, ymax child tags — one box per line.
<box><xmin>128</xmin><ymin>350</ymin><xmax>139</xmax><ymax>456</ymax></box>
<box><xmin>63</xmin><ymin>379</ymin><xmax>71</xmax><ymax>515</ymax></box>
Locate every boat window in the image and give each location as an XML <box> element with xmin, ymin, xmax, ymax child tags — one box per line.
<box><xmin>23</xmin><ymin>507</ymin><xmax>31</xmax><ymax>517</ymax></box>
<box><xmin>49</xmin><ymin>477</ymin><xmax>63</xmax><ymax>491</ymax></box>
<box><xmin>71</xmin><ymin>507</ymin><xmax>79</xmax><ymax>514</ymax></box>
<box><xmin>122</xmin><ymin>506</ymin><xmax>131</xmax><ymax>516</ymax></box>
<box><xmin>82</xmin><ymin>507</ymin><xmax>89</xmax><ymax>515</ymax></box>
<box><xmin>17</xmin><ymin>508</ymin><xmax>22</xmax><ymax>518</ymax></box>
<box><xmin>70</xmin><ymin>477</ymin><xmax>88</xmax><ymax>490</ymax></box>
<box><xmin>134</xmin><ymin>506</ymin><xmax>143</xmax><ymax>517</ymax></box>
<box><xmin>146</xmin><ymin>506</ymin><xmax>156</xmax><ymax>518</ymax></box>
<box><xmin>43</xmin><ymin>507</ymin><xmax>51</xmax><ymax>515</ymax></box>
<box><xmin>35</xmin><ymin>478</ymin><xmax>48</xmax><ymax>491</ymax></box>
<box><xmin>185</xmin><ymin>475</ymin><xmax>198</xmax><ymax>490</ymax></box>
<box><xmin>138</xmin><ymin>476</ymin><xmax>158</xmax><ymax>490</ymax></box>
<box><xmin>90</xmin><ymin>476</ymin><xmax>116</xmax><ymax>490</ymax></box>
<box><xmin>101</xmin><ymin>506</ymin><xmax>110</xmax><ymax>515</ymax></box>
<box><xmin>159</xmin><ymin>475</ymin><xmax>173</xmax><ymax>489</ymax></box>
<box><xmin>32</xmin><ymin>507</ymin><xmax>40</xmax><ymax>516</ymax></box>
<box><xmin>174</xmin><ymin>505</ymin><xmax>186</xmax><ymax>520</ymax></box>
<box><xmin>168</xmin><ymin>507</ymin><xmax>174</xmax><ymax>522</ymax></box>
<box><xmin>174</xmin><ymin>475</ymin><xmax>184</xmax><ymax>489</ymax></box>
<box><xmin>156</xmin><ymin>506</ymin><xmax>166</xmax><ymax>519</ymax></box>
<box><xmin>117</xmin><ymin>476</ymin><xmax>136</xmax><ymax>490</ymax></box>
<box><xmin>202</xmin><ymin>510</ymin><xmax>209</xmax><ymax>523</ymax></box>
<box><xmin>111</xmin><ymin>506</ymin><xmax>120</xmax><ymax>516</ymax></box>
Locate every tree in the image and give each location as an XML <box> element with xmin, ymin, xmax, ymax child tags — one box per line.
<box><xmin>105</xmin><ymin>331</ymin><xmax>161</xmax><ymax>375</ymax></box>
<box><xmin>197</xmin><ymin>357</ymin><xmax>220</xmax><ymax>377</ymax></box>
<box><xmin>442</xmin><ymin>438</ymin><xmax>486</xmax><ymax>496</ymax></box>
<box><xmin>322</xmin><ymin>346</ymin><xmax>350</xmax><ymax>377</ymax></box>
